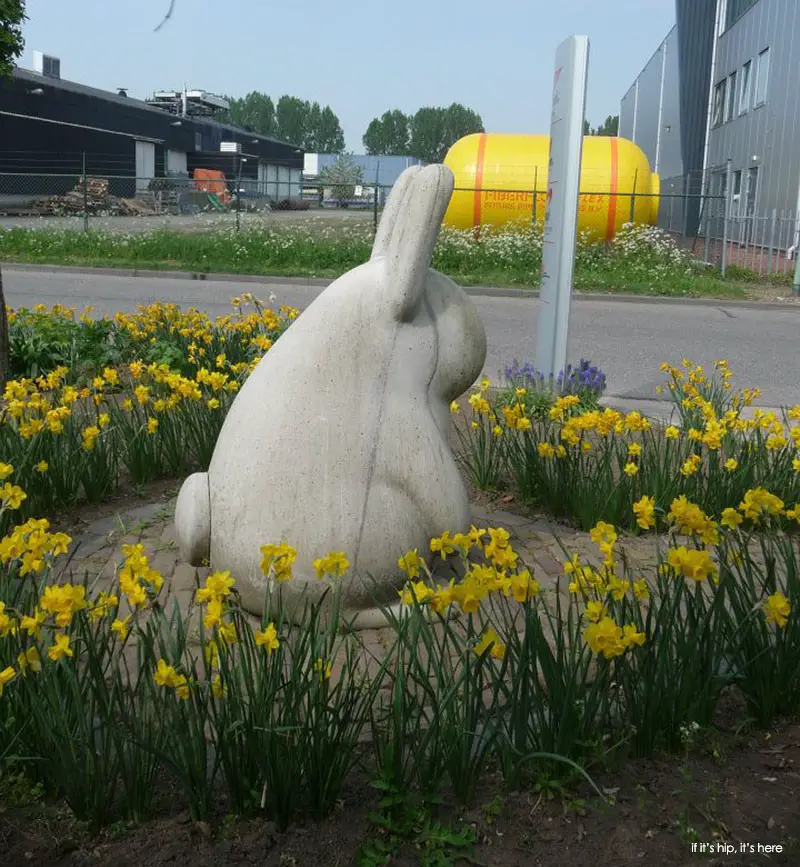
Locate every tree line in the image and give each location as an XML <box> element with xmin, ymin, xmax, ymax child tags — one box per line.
<box><xmin>584</xmin><ymin>115</ymin><xmax>619</xmax><ymax>136</ymax></box>
<box><xmin>362</xmin><ymin>104</ymin><xmax>484</xmax><ymax>163</ymax></box>
<box><xmin>221</xmin><ymin>95</ymin><xmax>487</xmax><ymax>164</ymax></box>
<box><xmin>220</xmin><ymin>93</ymin><xmax>345</xmax><ymax>153</ymax></box>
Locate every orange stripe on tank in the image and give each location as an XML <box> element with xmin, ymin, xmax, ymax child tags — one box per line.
<box><xmin>606</xmin><ymin>137</ymin><xmax>619</xmax><ymax>242</ymax></box>
<box><xmin>473</xmin><ymin>133</ymin><xmax>487</xmax><ymax>228</ymax></box>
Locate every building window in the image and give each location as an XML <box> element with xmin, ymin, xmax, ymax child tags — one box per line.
<box><xmin>739</xmin><ymin>60</ymin><xmax>751</xmax><ymax>114</ymax></box>
<box><xmin>716</xmin><ymin>169</ymin><xmax>728</xmax><ymax>200</ymax></box>
<box><xmin>718</xmin><ymin>0</ymin><xmax>728</xmax><ymax>36</ymax></box>
<box><xmin>732</xmin><ymin>169</ymin><xmax>742</xmax><ymax>212</ymax></box>
<box><xmin>712</xmin><ymin>79</ymin><xmax>727</xmax><ymax>127</ymax></box>
<box><xmin>745</xmin><ymin>166</ymin><xmax>759</xmax><ymax>216</ymax></box>
<box><xmin>754</xmin><ymin>47</ymin><xmax>770</xmax><ymax>106</ymax></box>
<box><xmin>725</xmin><ymin>71</ymin><xmax>737</xmax><ymax>121</ymax></box>
<box><xmin>723</xmin><ymin>0</ymin><xmax>759</xmax><ymax>31</ymax></box>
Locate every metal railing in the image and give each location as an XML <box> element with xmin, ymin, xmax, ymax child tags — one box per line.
<box><xmin>0</xmin><ymin>159</ymin><xmax>797</xmax><ymax>278</ymax></box>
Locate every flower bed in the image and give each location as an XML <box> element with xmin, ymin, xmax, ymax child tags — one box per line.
<box><xmin>2</xmin><ymin>301</ymin><xmax>800</xmax><ymax>850</ymax></box>
<box><xmin>0</xmin><ymin>480</ymin><xmax>798</xmax><ymax>833</ymax></box>
<box><xmin>454</xmin><ymin>358</ymin><xmax>800</xmax><ymax>532</ymax></box>
<box><xmin>1</xmin><ymin>297</ymin><xmax>295</xmax><ymax>526</ymax></box>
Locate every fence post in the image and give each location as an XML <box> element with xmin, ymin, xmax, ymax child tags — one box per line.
<box><xmin>702</xmin><ymin>175</ymin><xmax>711</xmax><ymax>264</ymax></box>
<box><xmin>682</xmin><ymin>171</ymin><xmax>690</xmax><ymax>237</ymax></box>
<box><xmin>793</xmin><ymin>233</ymin><xmax>800</xmax><ymax>295</ymax></box>
<box><xmin>667</xmin><ymin>186</ymin><xmax>674</xmax><ymax>231</ymax></box>
<box><xmin>767</xmin><ymin>208</ymin><xmax>777</xmax><ymax>274</ymax></box>
<box><xmin>82</xmin><ymin>152</ymin><xmax>89</xmax><ymax>232</ymax></box>
<box><xmin>532</xmin><ymin>166</ymin><xmax>538</xmax><ymax>226</ymax></box>
<box><xmin>629</xmin><ymin>169</ymin><xmax>638</xmax><ymax>223</ymax></box>
<box><xmin>720</xmin><ymin>159</ymin><xmax>732</xmax><ymax>276</ymax></box>
<box><xmin>235</xmin><ymin>155</ymin><xmax>243</xmax><ymax>232</ymax></box>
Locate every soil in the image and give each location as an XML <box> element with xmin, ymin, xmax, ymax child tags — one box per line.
<box><xmin>1</xmin><ymin>713</ymin><xmax>798</xmax><ymax>866</ymax></box>
<box><xmin>742</xmin><ymin>282</ymin><xmax>799</xmax><ymax>304</ymax></box>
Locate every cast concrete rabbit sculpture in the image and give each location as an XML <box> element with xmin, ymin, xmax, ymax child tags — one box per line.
<box><xmin>174</xmin><ymin>163</ymin><xmax>487</xmax><ymax>627</ymax></box>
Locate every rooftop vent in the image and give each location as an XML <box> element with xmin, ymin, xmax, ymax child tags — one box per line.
<box><xmin>146</xmin><ymin>89</ymin><xmax>230</xmax><ymax>117</ymax></box>
<box><xmin>32</xmin><ymin>51</ymin><xmax>61</xmax><ymax>79</ymax></box>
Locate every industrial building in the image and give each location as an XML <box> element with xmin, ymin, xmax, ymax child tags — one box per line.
<box><xmin>302</xmin><ymin>153</ymin><xmax>422</xmax><ymax>206</ymax></box>
<box><xmin>0</xmin><ymin>52</ymin><xmax>304</xmax><ymax>211</ymax></box>
<box><xmin>619</xmin><ymin>0</ymin><xmax>800</xmax><ymax>245</ymax></box>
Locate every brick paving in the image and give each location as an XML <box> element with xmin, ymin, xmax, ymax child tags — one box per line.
<box><xmin>58</xmin><ymin>495</ymin><xmax>665</xmax><ymax>652</ymax></box>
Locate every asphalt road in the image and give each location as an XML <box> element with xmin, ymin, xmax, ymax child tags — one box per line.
<box><xmin>3</xmin><ymin>266</ymin><xmax>798</xmax><ymax>408</ymax></box>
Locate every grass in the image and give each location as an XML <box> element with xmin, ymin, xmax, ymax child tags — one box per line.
<box><xmin>0</xmin><ymin>221</ymin><xmax>758</xmax><ymax>299</ymax></box>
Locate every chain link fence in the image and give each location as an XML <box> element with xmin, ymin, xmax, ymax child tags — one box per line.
<box><xmin>0</xmin><ymin>153</ymin><xmax>797</xmax><ymax>279</ymax></box>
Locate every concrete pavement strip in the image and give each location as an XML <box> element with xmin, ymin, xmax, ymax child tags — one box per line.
<box><xmin>3</xmin><ymin>262</ymin><xmax>797</xmax><ymax>311</ymax></box>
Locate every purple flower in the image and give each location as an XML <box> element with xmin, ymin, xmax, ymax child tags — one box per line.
<box><xmin>503</xmin><ymin>358</ymin><xmax>607</xmax><ymax>400</ymax></box>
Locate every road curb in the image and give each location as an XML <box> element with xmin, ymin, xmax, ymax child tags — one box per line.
<box><xmin>2</xmin><ymin>261</ymin><xmax>797</xmax><ymax>311</ymax></box>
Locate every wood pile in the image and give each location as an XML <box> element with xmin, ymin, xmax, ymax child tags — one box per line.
<box><xmin>31</xmin><ymin>177</ymin><xmax>157</xmax><ymax>216</ymax></box>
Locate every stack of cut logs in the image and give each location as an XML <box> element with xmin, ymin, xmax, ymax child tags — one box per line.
<box><xmin>31</xmin><ymin>177</ymin><xmax>156</xmax><ymax>216</ymax></box>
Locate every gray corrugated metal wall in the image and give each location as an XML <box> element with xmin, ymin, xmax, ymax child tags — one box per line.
<box><xmin>706</xmin><ymin>0</ymin><xmax>800</xmax><ymax>244</ymax></box>
<box><xmin>616</xmin><ymin>25</ymin><xmax>684</xmax><ymax>228</ymax></box>
<box><xmin>618</xmin><ymin>26</ymin><xmax>682</xmax><ymax>174</ymax></box>
<box><xmin>674</xmin><ymin>0</ymin><xmax>716</xmax><ymax>236</ymax></box>
<box><xmin>631</xmin><ymin>40</ymin><xmax>666</xmax><ymax>168</ymax></box>
<box><xmin>620</xmin><ymin>84</ymin><xmax>637</xmax><ymax>142</ymax></box>
<box><xmin>659</xmin><ymin>33</ymin><xmax>683</xmax><ymax>180</ymax></box>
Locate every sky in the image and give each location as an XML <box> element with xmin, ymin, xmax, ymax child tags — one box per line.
<box><xmin>20</xmin><ymin>0</ymin><xmax>676</xmax><ymax>151</ymax></box>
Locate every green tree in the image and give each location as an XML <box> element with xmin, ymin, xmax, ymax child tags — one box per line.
<box><xmin>595</xmin><ymin>114</ymin><xmax>619</xmax><ymax>136</ymax></box>
<box><xmin>0</xmin><ymin>0</ymin><xmax>26</xmax><ymax>78</ymax></box>
<box><xmin>442</xmin><ymin>103</ymin><xmax>483</xmax><ymax>151</ymax></box>
<box><xmin>305</xmin><ymin>101</ymin><xmax>322</xmax><ymax>151</ymax></box>
<box><xmin>225</xmin><ymin>91</ymin><xmax>276</xmax><ymax>137</ymax></box>
<box><xmin>317</xmin><ymin>153</ymin><xmax>364</xmax><ymax>203</ymax></box>
<box><xmin>409</xmin><ymin>106</ymin><xmax>447</xmax><ymax>163</ymax></box>
<box><xmin>584</xmin><ymin>115</ymin><xmax>619</xmax><ymax>136</ymax></box>
<box><xmin>220</xmin><ymin>92</ymin><xmax>344</xmax><ymax>151</ymax></box>
<box><xmin>275</xmin><ymin>95</ymin><xmax>308</xmax><ymax>147</ymax></box>
<box><xmin>363</xmin><ymin>109</ymin><xmax>410</xmax><ymax>155</ymax></box>
<box><xmin>315</xmin><ymin>106</ymin><xmax>345</xmax><ymax>153</ymax></box>
<box><xmin>269</xmin><ymin>96</ymin><xmax>345</xmax><ymax>151</ymax></box>
<box><xmin>407</xmin><ymin>103</ymin><xmax>484</xmax><ymax>163</ymax></box>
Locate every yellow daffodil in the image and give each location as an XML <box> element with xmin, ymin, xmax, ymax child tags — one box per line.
<box><xmin>0</xmin><ymin>666</ymin><xmax>16</xmax><ymax>696</ymax></box>
<box><xmin>255</xmin><ymin>622</ymin><xmax>280</xmax><ymax>653</ymax></box>
<box><xmin>48</xmin><ymin>632</ymin><xmax>73</xmax><ymax>661</ymax></box>
<box><xmin>474</xmin><ymin>627</ymin><xmax>506</xmax><ymax>660</ymax></box>
<box><xmin>313</xmin><ymin>552</ymin><xmax>350</xmax><ymax>579</ymax></box>
<box><xmin>633</xmin><ymin>495</ymin><xmax>656</xmax><ymax>530</ymax></box>
<box><xmin>764</xmin><ymin>592</ymin><xmax>790</xmax><ymax>629</ymax></box>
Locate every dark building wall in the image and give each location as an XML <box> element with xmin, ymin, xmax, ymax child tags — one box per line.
<box><xmin>0</xmin><ymin>69</ymin><xmax>302</xmax><ymax>200</ymax></box>
<box><xmin>675</xmin><ymin>0</ymin><xmax>717</xmax><ymax>234</ymax></box>
<box><xmin>185</xmin><ymin>152</ymin><xmax>260</xmax><ymax>183</ymax></box>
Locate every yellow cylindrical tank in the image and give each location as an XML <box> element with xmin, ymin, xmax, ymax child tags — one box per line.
<box><xmin>443</xmin><ymin>133</ymin><xmax>660</xmax><ymax>241</ymax></box>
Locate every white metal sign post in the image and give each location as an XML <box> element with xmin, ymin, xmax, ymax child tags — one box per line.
<box><xmin>534</xmin><ymin>35</ymin><xmax>590</xmax><ymax>379</ymax></box>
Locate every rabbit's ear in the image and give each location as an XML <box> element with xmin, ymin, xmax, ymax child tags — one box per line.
<box><xmin>384</xmin><ymin>164</ymin><xmax>454</xmax><ymax>321</ymax></box>
<box><xmin>370</xmin><ymin>164</ymin><xmax>423</xmax><ymax>260</ymax></box>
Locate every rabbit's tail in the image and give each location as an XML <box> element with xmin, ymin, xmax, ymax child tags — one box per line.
<box><xmin>175</xmin><ymin>471</ymin><xmax>211</xmax><ymax>566</ymax></box>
